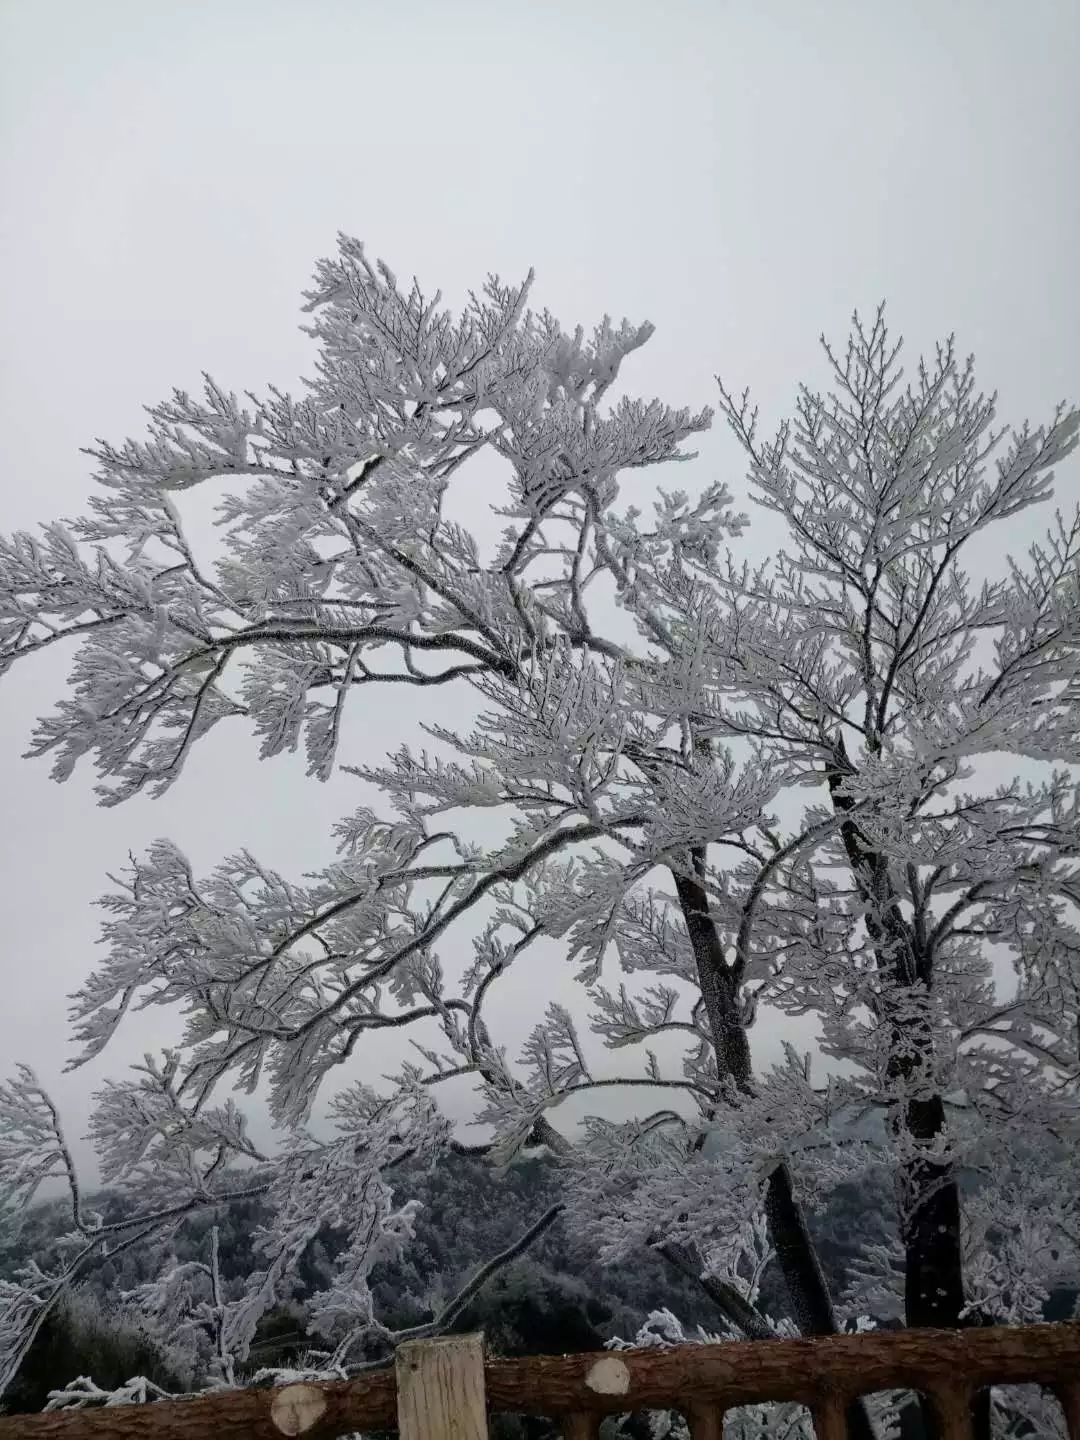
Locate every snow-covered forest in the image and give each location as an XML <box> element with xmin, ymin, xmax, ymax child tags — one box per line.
<box><xmin>1</xmin><ymin>7</ymin><xmax>1077</xmax><ymax>1440</ymax></box>
<box><xmin>4</xmin><ymin>1153</ymin><xmax>1073</xmax><ymax>1433</ymax></box>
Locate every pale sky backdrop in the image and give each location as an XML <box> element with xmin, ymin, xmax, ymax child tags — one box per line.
<box><xmin>1</xmin><ymin>0</ymin><xmax>1078</xmax><ymax>1180</ymax></box>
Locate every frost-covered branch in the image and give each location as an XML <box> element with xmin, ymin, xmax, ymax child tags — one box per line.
<box><xmin>2</xmin><ymin>252</ymin><xmax>1077</xmax><ymax>1436</ymax></box>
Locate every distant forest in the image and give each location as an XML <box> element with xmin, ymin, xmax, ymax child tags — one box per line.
<box><xmin>2</xmin><ymin>1152</ymin><xmax>1076</xmax><ymax>1429</ymax></box>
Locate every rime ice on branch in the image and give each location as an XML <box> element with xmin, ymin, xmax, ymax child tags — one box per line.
<box><xmin>0</xmin><ymin>243</ymin><xmax>1077</xmax><ymax>1438</ymax></box>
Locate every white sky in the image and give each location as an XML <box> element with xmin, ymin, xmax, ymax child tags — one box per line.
<box><xmin>1</xmin><ymin>0</ymin><xmax>1078</xmax><ymax>1177</ymax></box>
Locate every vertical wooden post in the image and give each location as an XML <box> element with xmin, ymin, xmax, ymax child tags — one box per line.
<box><xmin>561</xmin><ymin>1413</ymin><xmax>601</xmax><ymax>1440</ymax></box>
<box><xmin>396</xmin><ymin>1333</ymin><xmax>489</xmax><ymax>1440</ymax></box>
<box><xmin>1055</xmin><ymin>1382</ymin><xmax>1080</xmax><ymax>1440</ymax></box>
<box><xmin>811</xmin><ymin>1394</ymin><xmax>849</xmax><ymax>1440</ymax></box>
<box><xmin>927</xmin><ymin>1386</ymin><xmax>975</xmax><ymax>1440</ymax></box>
<box><xmin>685</xmin><ymin>1405</ymin><xmax>725</xmax><ymax>1440</ymax></box>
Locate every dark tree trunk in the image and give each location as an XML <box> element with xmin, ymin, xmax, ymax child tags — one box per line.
<box><xmin>893</xmin><ymin>1094</ymin><xmax>990</xmax><ymax>1440</ymax></box>
<box><xmin>672</xmin><ymin>862</ymin><xmax>880</xmax><ymax>1440</ymax></box>
<box><xmin>828</xmin><ymin>746</ymin><xmax>989</xmax><ymax>1440</ymax></box>
<box><xmin>671</xmin><ymin>866</ymin><xmax>754</xmax><ymax>1090</ymax></box>
<box><xmin>763</xmin><ymin>1162</ymin><xmax>838</xmax><ymax>1338</ymax></box>
<box><xmin>898</xmin><ymin>1095</ymin><xmax>965</xmax><ymax>1331</ymax></box>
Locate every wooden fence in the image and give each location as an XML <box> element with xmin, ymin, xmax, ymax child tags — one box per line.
<box><xmin>1</xmin><ymin>1320</ymin><xmax>1078</xmax><ymax>1440</ymax></box>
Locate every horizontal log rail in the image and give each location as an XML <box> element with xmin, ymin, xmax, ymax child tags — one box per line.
<box><xmin>0</xmin><ymin>1320</ymin><xmax>1078</xmax><ymax>1440</ymax></box>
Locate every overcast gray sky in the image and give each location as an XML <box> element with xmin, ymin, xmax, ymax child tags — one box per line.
<box><xmin>1</xmin><ymin>0</ymin><xmax>1078</xmax><ymax>1177</ymax></box>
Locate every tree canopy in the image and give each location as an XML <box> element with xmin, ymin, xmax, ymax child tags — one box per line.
<box><xmin>1</xmin><ymin>239</ymin><xmax>1078</xmax><ymax>1437</ymax></box>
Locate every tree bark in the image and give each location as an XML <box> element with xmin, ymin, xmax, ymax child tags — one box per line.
<box><xmin>671</xmin><ymin>866</ymin><xmax>754</xmax><ymax>1090</ymax></box>
<box><xmin>672</xmin><ymin>862</ymin><xmax>880</xmax><ymax>1440</ymax></box>
<box><xmin>763</xmin><ymin>1161</ymin><xmax>838</xmax><ymax>1338</ymax></box>
<box><xmin>659</xmin><ymin>1239</ymin><xmax>776</xmax><ymax>1340</ymax></box>
<box><xmin>827</xmin><ymin>745</ymin><xmax>987</xmax><ymax>1440</ymax></box>
<box><xmin>6</xmin><ymin>1322</ymin><xmax>1076</xmax><ymax>1438</ymax></box>
<box><xmin>896</xmin><ymin>1095</ymin><xmax>965</xmax><ymax>1331</ymax></box>
<box><xmin>672</xmin><ymin>866</ymin><xmax>842</xmax><ymax>1327</ymax></box>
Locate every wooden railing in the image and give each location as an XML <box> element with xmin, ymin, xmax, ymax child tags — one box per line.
<box><xmin>1</xmin><ymin>1320</ymin><xmax>1078</xmax><ymax>1439</ymax></box>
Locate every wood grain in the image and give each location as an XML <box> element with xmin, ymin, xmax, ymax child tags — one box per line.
<box><xmin>396</xmin><ymin>1334</ymin><xmax>488</xmax><ymax>1440</ymax></box>
<box><xmin>1</xmin><ymin>1320</ymin><xmax>1076</xmax><ymax>1438</ymax></box>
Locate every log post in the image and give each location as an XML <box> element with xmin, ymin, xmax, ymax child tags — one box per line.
<box><xmin>685</xmin><ymin>1405</ymin><xmax>724</xmax><ymax>1440</ymax></box>
<box><xmin>560</xmin><ymin>1414</ymin><xmax>601</xmax><ymax>1439</ymax></box>
<box><xmin>1</xmin><ymin>1319</ymin><xmax>1077</xmax><ymax>1439</ymax></box>
<box><xmin>810</xmin><ymin>1394</ymin><xmax>848</xmax><ymax>1440</ymax></box>
<box><xmin>396</xmin><ymin>1333</ymin><xmax>488</xmax><ymax>1440</ymax></box>
<box><xmin>1055</xmin><ymin>1382</ymin><xmax>1080</xmax><ymax>1440</ymax></box>
<box><xmin>926</xmin><ymin>1386</ymin><xmax>974</xmax><ymax>1440</ymax></box>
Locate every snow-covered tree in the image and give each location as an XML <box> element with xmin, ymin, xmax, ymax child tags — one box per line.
<box><xmin>0</xmin><ymin>241</ymin><xmax>1076</xmax><ymax>1438</ymax></box>
<box><xmin>706</xmin><ymin>315</ymin><xmax>1080</xmax><ymax>1332</ymax></box>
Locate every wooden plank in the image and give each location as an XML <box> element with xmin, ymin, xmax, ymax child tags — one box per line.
<box><xmin>396</xmin><ymin>1333</ymin><xmax>488</xmax><ymax>1440</ymax></box>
